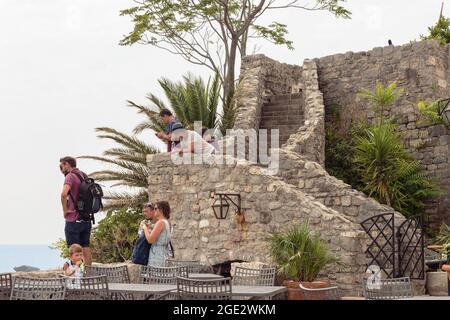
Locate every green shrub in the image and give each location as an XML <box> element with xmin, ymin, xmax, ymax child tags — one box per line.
<box><xmin>268</xmin><ymin>222</ymin><xmax>339</xmax><ymax>282</ymax></box>
<box><xmin>354</xmin><ymin>123</ymin><xmax>441</xmax><ymax>216</ymax></box>
<box><xmin>50</xmin><ymin>239</ymin><xmax>70</xmax><ymax>259</ymax></box>
<box><xmin>90</xmin><ymin>207</ymin><xmax>143</xmax><ymax>263</ymax></box>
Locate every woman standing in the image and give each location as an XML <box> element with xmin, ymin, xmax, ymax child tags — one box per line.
<box><xmin>141</xmin><ymin>201</ymin><xmax>172</xmax><ymax>267</ymax></box>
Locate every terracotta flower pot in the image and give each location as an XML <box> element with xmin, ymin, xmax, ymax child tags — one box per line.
<box><xmin>282</xmin><ymin>279</ymin><xmax>331</xmax><ymax>300</ymax></box>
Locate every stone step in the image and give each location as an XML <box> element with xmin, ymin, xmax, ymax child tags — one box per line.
<box><xmin>263</xmin><ymin>100</ymin><xmax>303</xmax><ymax>107</ymax></box>
<box><xmin>265</xmin><ymin>93</ymin><xmax>302</xmax><ymax>103</ymax></box>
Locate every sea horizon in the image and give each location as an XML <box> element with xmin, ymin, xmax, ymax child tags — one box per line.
<box><xmin>0</xmin><ymin>244</ymin><xmax>64</xmax><ymax>273</ymax></box>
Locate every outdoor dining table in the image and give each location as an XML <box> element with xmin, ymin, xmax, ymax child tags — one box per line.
<box><xmin>108</xmin><ymin>283</ymin><xmax>176</xmax><ymax>300</ymax></box>
<box><xmin>108</xmin><ymin>283</ymin><xmax>287</xmax><ymax>300</ymax></box>
<box><xmin>188</xmin><ymin>273</ymin><xmax>224</xmax><ymax>280</ymax></box>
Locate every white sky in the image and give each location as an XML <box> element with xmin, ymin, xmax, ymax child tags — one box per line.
<box><xmin>0</xmin><ymin>0</ymin><xmax>446</xmax><ymax>244</ymax></box>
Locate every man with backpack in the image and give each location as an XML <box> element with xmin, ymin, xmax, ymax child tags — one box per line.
<box><xmin>60</xmin><ymin>156</ymin><xmax>103</xmax><ymax>266</ymax></box>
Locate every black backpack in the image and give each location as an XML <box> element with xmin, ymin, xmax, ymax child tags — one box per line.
<box><xmin>132</xmin><ymin>234</ymin><xmax>151</xmax><ymax>265</ymax></box>
<box><xmin>69</xmin><ymin>171</ymin><xmax>103</xmax><ymax>223</ymax></box>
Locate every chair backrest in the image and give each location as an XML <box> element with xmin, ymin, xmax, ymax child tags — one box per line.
<box><xmin>232</xmin><ymin>266</ymin><xmax>276</xmax><ymax>286</ymax></box>
<box><xmin>176</xmin><ymin>276</ymin><xmax>232</xmax><ymax>300</ymax></box>
<box><xmin>167</xmin><ymin>260</ymin><xmax>210</xmax><ymax>273</ymax></box>
<box><xmin>140</xmin><ymin>265</ymin><xmax>189</xmax><ymax>284</ymax></box>
<box><xmin>363</xmin><ymin>276</ymin><xmax>413</xmax><ymax>300</ymax></box>
<box><xmin>85</xmin><ymin>265</ymin><xmax>130</xmax><ymax>283</ymax></box>
<box><xmin>63</xmin><ymin>275</ymin><xmax>109</xmax><ymax>300</ymax></box>
<box><xmin>299</xmin><ymin>284</ymin><xmax>340</xmax><ymax>300</ymax></box>
<box><xmin>0</xmin><ymin>273</ymin><xmax>12</xmax><ymax>300</ymax></box>
<box><xmin>10</xmin><ymin>276</ymin><xmax>66</xmax><ymax>300</ymax></box>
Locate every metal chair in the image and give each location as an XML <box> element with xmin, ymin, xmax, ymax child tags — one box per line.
<box><xmin>85</xmin><ymin>265</ymin><xmax>130</xmax><ymax>283</ymax></box>
<box><xmin>63</xmin><ymin>275</ymin><xmax>109</xmax><ymax>300</ymax></box>
<box><xmin>140</xmin><ymin>265</ymin><xmax>189</xmax><ymax>300</ymax></box>
<box><xmin>85</xmin><ymin>265</ymin><xmax>131</xmax><ymax>300</ymax></box>
<box><xmin>140</xmin><ymin>265</ymin><xmax>189</xmax><ymax>284</ymax></box>
<box><xmin>176</xmin><ymin>276</ymin><xmax>232</xmax><ymax>300</ymax></box>
<box><xmin>299</xmin><ymin>284</ymin><xmax>340</xmax><ymax>300</ymax></box>
<box><xmin>10</xmin><ymin>276</ymin><xmax>66</xmax><ymax>300</ymax></box>
<box><xmin>0</xmin><ymin>273</ymin><xmax>12</xmax><ymax>300</ymax></box>
<box><xmin>232</xmin><ymin>266</ymin><xmax>276</xmax><ymax>286</ymax></box>
<box><xmin>363</xmin><ymin>276</ymin><xmax>413</xmax><ymax>300</ymax></box>
<box><xmin>167</xmin><ymin>260</ymin><xmax>213</xmax><ymax>273</ymax></box>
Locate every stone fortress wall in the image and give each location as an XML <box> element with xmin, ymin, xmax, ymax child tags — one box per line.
<box><xmin>146</xmin><ymin>152</ymin><xmax>368</xmax><ymax>295</ymax></box>
<box><xmin>236</xmin><ymin>40</ymin><xmax>450</xmax><ymax>229</ymax></box>
<box><xmin>144</xmin><ymin>40</ymin><xmax>450</xmax><ymax>295</ymax></box>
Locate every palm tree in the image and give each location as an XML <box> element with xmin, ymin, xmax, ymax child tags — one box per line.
<box><xmin>128</xmin><ymin>73</ymin><xmax>221</xmax><ymax>135</ymax></box>
<box><xmin>79</xmin><ymin>127</ymin><xmax>158</xmax><ymax>210</ymax></box>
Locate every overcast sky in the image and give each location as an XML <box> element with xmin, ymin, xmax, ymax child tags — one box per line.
<box><xmin>0</xmin><ymin>0</ymin><xmax>446</xmax><ymax>244</ymax></box>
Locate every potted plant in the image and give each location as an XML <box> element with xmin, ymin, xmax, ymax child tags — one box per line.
<box><xmin>268</xmin><ymin>221</ymin><xmax>339</xmax><ymax>300</ymax></box>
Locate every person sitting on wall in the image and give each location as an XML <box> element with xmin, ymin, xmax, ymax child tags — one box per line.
<box><xmin>170</xmin><ymin>123</ymin><xmax>216</xmax><ymax>158</ymax></box>
<box><xmin>156</xmin><ymin>109</ymin><xmax>182</xmax><ymax>152</ymax></box>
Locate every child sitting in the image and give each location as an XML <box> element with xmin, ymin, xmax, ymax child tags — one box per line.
<box><xmin>63</xmin><ymin>244</ymin><xmax>85</xmax><ymax>288</ymax></box>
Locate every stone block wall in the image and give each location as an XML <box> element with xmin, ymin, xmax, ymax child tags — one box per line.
<box><xmin>276</xmin><ymin>149</ymin><xmax>404</xmax><ymax>224</ymax></box>
<box><xmin>234</xmin><ymin>54</ymin><xmax>303</xmax><ymax>131</ymax></box>
<box><xmin>235</xmin><ymin>40</ymin><xmax>449</xmax><ymax>229</ymax></box>
<box><xmin>147</xmin><ymin>153</ymin><xmax>368</xmax><ymax>295</ymax></box>
<box><xmin>283</xmin><ymin>59</ymin><xmax>326</xmax><ymax>165</ymax></box>
<box><xmin>315</xmin><ymin>40</ymin><xmax>450</xmax><ymax>228</ymax></box>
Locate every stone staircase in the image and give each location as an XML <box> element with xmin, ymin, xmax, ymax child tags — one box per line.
<box><xmin>259</xmin><ymin>92</ymin><xmax>304</xmax><ymax>148</ymax></box>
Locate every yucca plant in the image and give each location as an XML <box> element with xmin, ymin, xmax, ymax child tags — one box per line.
<box><xmin>357</xmin><ymin>81</ymin><xmax>403</xmax><ymax>124</ymax></box>
<box><xmin>268</xmin><ymin>222</ymin><xmax>339</xmax><ymax>282</ymax></box>
<box><xmin>79</xmin><ymin>127</ymin><xmax>158</xmax><ymax>210</ymax></box>
<box><xmin>354</xmin><ymin>124</ymin><xmax>441</xmax><ymax>215</ymax></box>
<box><xmin>128</xmin><ymin>72</ymin><xmax>221</xmax><ymax>134</ymax></box>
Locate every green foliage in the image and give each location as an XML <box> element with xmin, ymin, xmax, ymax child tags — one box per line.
<box><xmin>120</xmin><ymin>0</ymin><xmax>350</xmax><ymax>101</ymax></box>
<box><xmin>420</xmin><ymin>15</ymin><xmax>450</xmax><ymax>45</ymax></box>
<box><xmin>325</xmin><ymin>127</ymin><xmax>362</xmax><ymax>189</ymax></box>
<box><xmin>219</xmin><ymin>88</ymin><xmax>237</xmax><ymax>135</ymax></box>
<box><xmin>128</xmin><ymin>73</ymin><xmax>221</xmax><ymax>133</ymax></box>
<box><xmin>357</xmin><ymin>81</ymin><xmax>403</xmax><ymax>123</ymax></box>
<box><xmin>354</xmin><ymin>123</ymin><xmax>441</xmax><ymax>216</ymax></box>
<box><xmin>417</xmin><ymin>99</ymin><xmax>450</xmax><ymax>129</ymax></box>
<box><xmin>268</xmin><ymin>222</ymin><xmax>339</xmax><ymax>282</ymax></box>
<box><xmin>433</xmin><ymin>223</ymin><xmax>450</xmax><ymax>257</ymax></box>
<box><xmin>79</xmin><ymin>127</ymin><xmax>157</xmax><ymax>210</ymax></box>
<box><xmin>90</xmin><ymin>208</ymin><xmax>143</xmax><ymax>263</ymax></box>
<box><xmin>326</xmin><ymin>82</ymin><xmax>441</xmax><ymax>218</ymax></box>
<box><xmin>50</xmin><ymin>239</ymin><xmax>70</xmax><ymax>259</ymax></box>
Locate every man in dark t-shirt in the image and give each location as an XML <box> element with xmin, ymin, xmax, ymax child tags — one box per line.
<box><xmin>156</xmin><ymin>109</ymin><xmax>181</xmax><ymax>151</ymax></box>
<box><xmin>59</xmin><ymin>156</ymin><xmax>92</xmax><ymax>266</ymax></box>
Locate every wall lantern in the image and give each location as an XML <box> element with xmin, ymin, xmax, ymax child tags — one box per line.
<box><xmin>210</xmin><ymin>192</ymin><xmax>241</xmax><ymax>220</ymax></box>
<box><xmin>439</xmin><ymin>98</ymin><xmax>450</xmax><ymax>126</ymax></box>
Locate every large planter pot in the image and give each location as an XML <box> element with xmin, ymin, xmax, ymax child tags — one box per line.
<box><xmin>426</xmin><ymin>271</ymin><xmax>448</xmax><ymax>296</ymax></box>
<box><xmin>282</xmin><ymin>279</ymin><xmax>331</xmax><ymax>300</ymax></box>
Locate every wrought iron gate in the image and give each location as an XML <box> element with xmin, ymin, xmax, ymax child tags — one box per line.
<box><xmin>360</xmin><ymin>213</ymin><xmax>425</xmax><ymax>280</ymax></box>
<box><xmin>396</xmin><ymin>215</ymin><xmax>425</xmax><ymax>280</ymax></box>
<box><xmin>360</xmin><ymin>213</ymin><xmax>396</xmax><ymax>278</ymax></box>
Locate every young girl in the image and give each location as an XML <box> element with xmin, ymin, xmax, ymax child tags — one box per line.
<box><xmin>63</xmin><ymin>243</ymin><xmax>85</xmax><ymax>278</ymax></box>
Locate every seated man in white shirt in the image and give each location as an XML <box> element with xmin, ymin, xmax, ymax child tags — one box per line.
<box><xmin>170</xmin><ymin>123</ymin><xmax>215</xmax><ymax>158</ymax></box>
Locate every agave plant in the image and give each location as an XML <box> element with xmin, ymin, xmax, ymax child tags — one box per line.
<box><xmin>268</xmin><ymin>222</ymin><xmax>339</xmax><ymax>282</ymax></box>
<box><xmin>128</xmin><ymin>73</ymin><xmax>221</xmax><ymax>134</ymax></box>
<box><xmin>79</xmin><ymin>127</ymin><xmax>158</xmax><ymax>210</ymax></box>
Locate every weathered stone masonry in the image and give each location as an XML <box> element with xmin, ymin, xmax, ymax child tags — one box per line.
<box><xmin>145</xmin><ymin>40</ymin><xmax>449</xmax><ymax>295</ymax></box>
<box><xmin>147</xmin><ymin>153</ymin><xmax>368</xmax><ymax>294</ymax></box>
